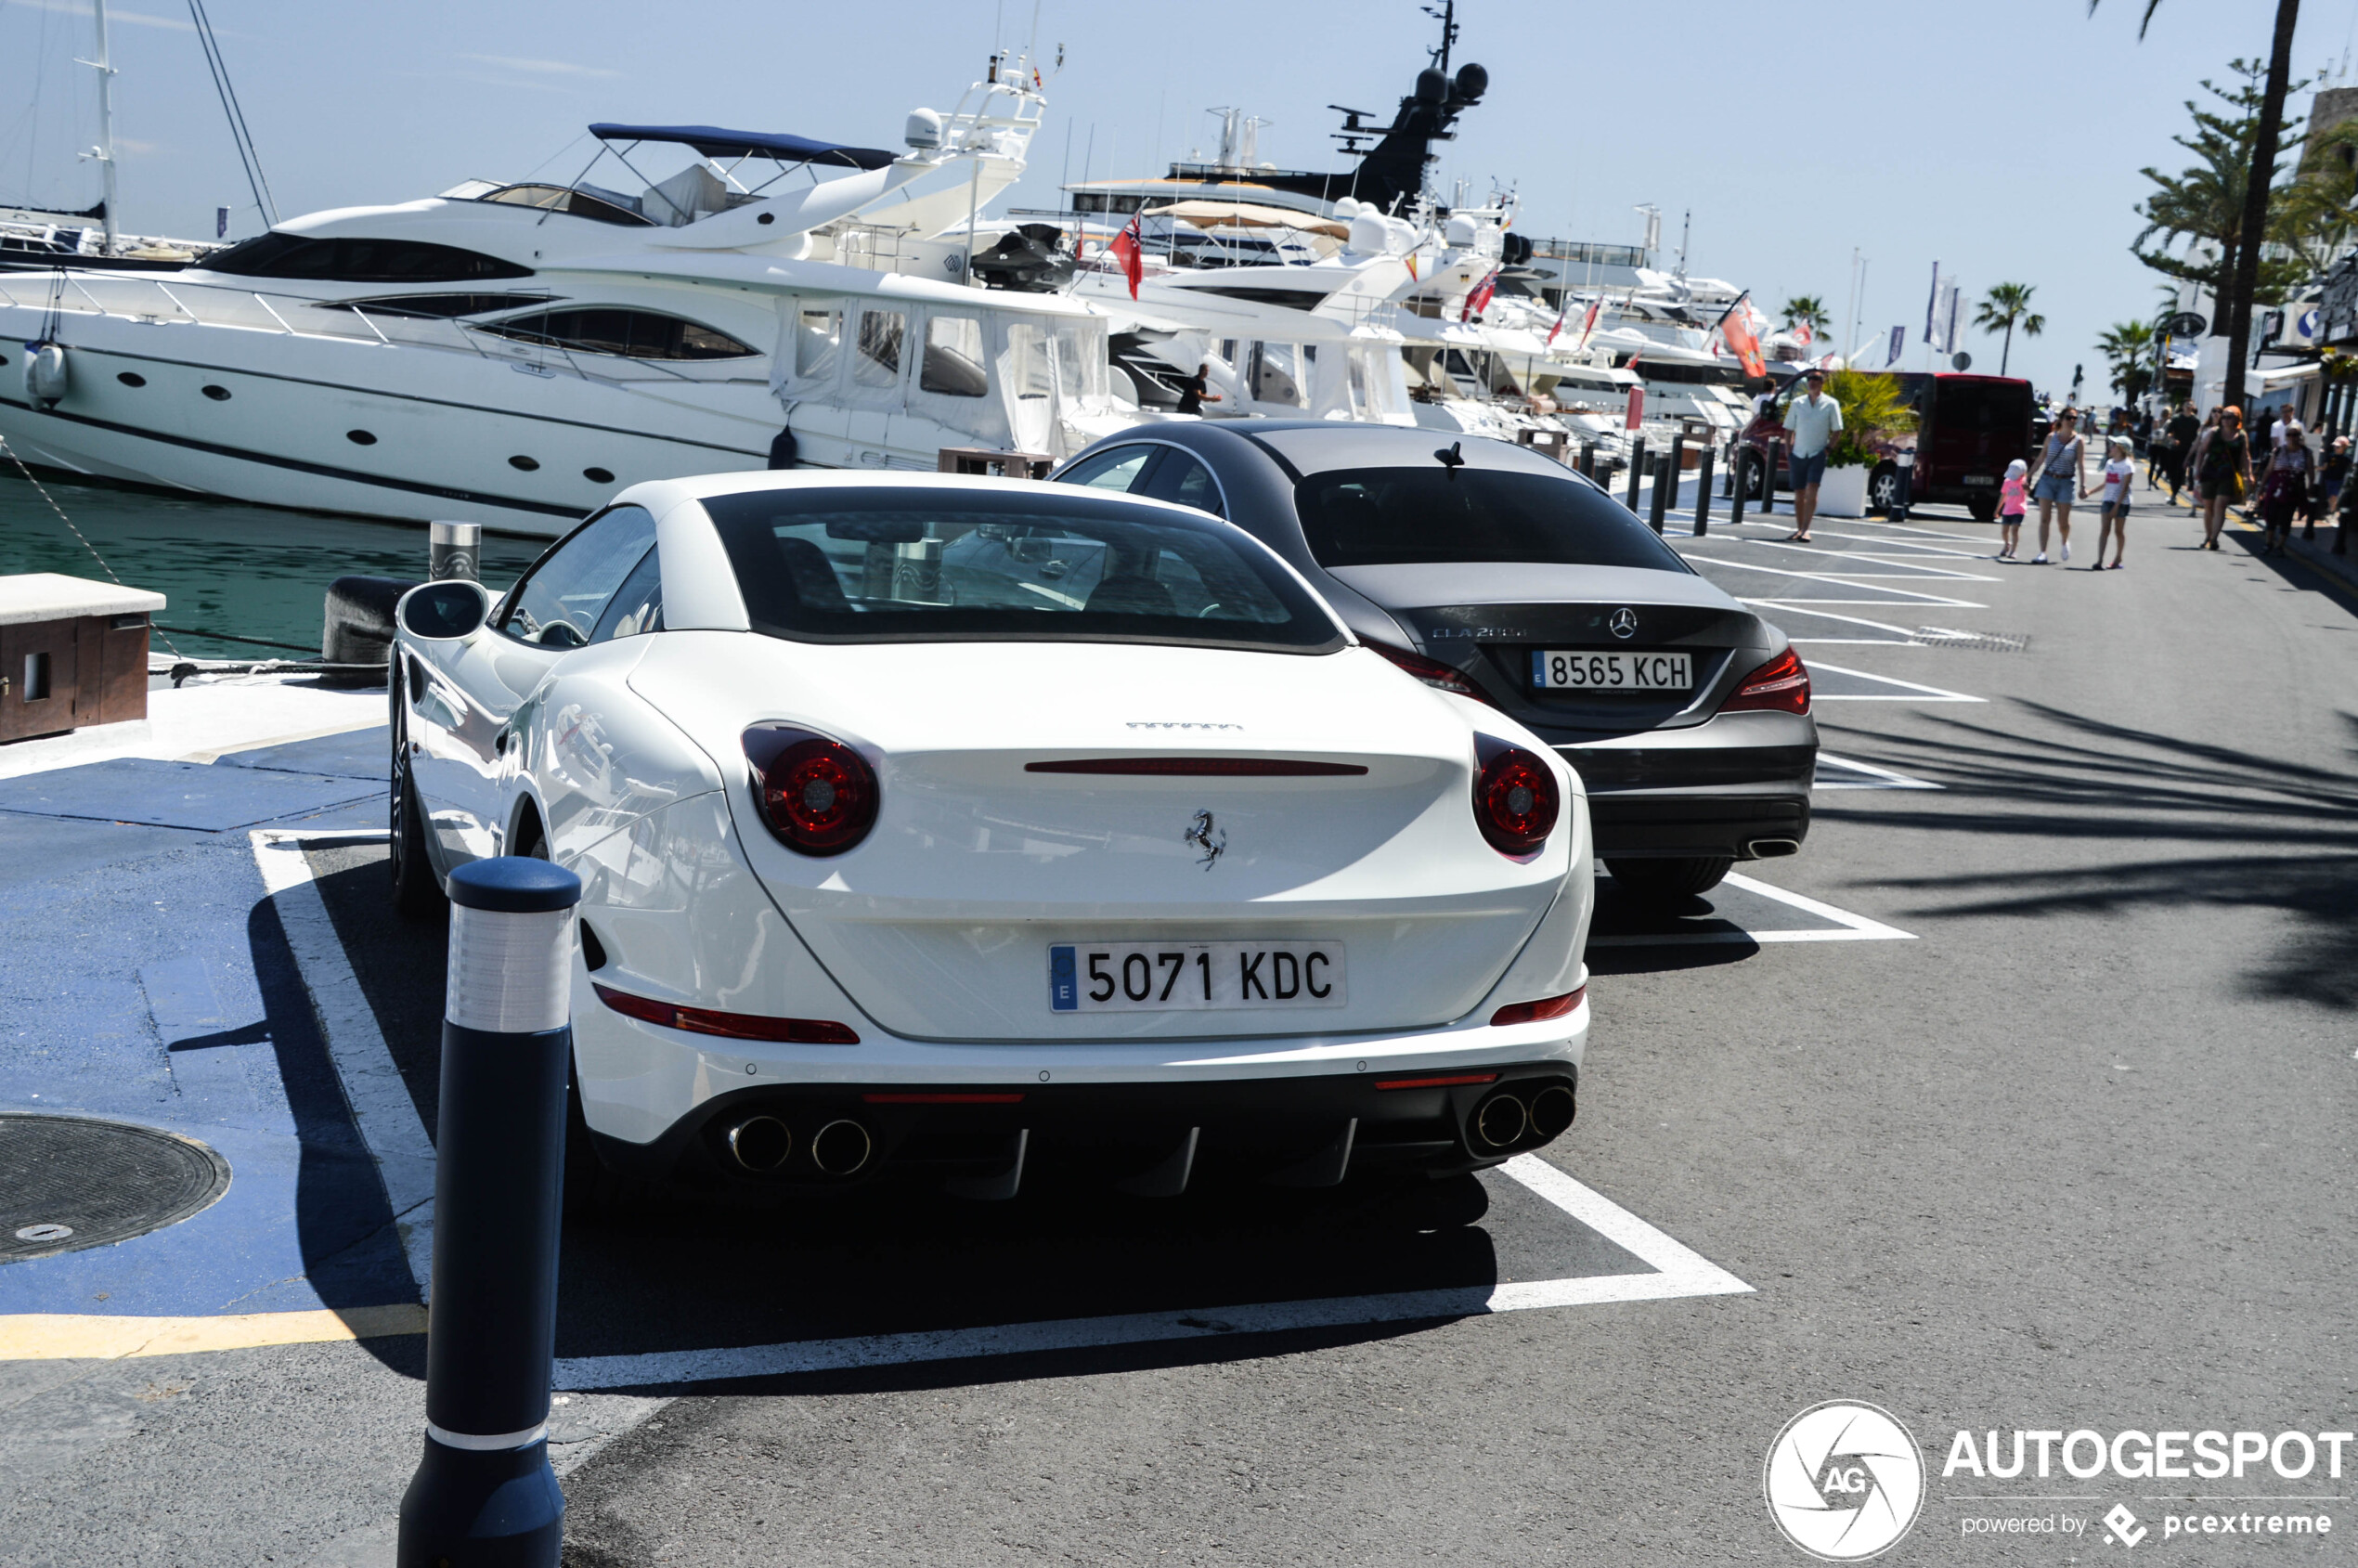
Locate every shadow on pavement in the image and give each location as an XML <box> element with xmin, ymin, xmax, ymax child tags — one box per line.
<box><xmin>1821</xmin><ymin>702</ymin><xmax>2358</xmax><ymax>1010</ymax></box>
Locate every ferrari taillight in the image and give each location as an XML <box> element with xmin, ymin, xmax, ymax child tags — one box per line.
<box><xmin>1722</xmin><ymin>647</ymin><xmax>1810</xmax><ymax>715</ymax></box>
<box><xmin>744</xmin><ymin>726</ymin><xmax>879</xmax><ymax>855</ymax></box>
<box><xmin>1474</xmin><ymin>745</ymin><xmax>1559</xmax><ymax>856</ymax></box>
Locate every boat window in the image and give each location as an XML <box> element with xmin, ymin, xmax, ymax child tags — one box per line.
<box><xmin>589</xmin><ymin>545</ymin><xmax>664</xmax><ymax>642</ymax></box>
<box><xmin>499</xmin><ymin>505</ymin><xmax>661</xmax><ymax>649</ymax></box>
<box><xmin>335</xmin><ymin>292</ymin><xmax>558</xmax><ymax>319</ymax></box>
<box><xmin>1294</xmin><ymin>467</ymin><xmax>1693</xmax><ymax>574</ymax></box>
<box><xmin>202</xmin><ymin>231</ymin><xmax>535</xmax><ymax>282</ymax></box>
<box><xmin>1004</xmin><ymin>322</ymin><xmax>1051</xmax><ymax>399</ymax></box>
<box><xmin>853</xmin><ymin>308</ymin><xmax>905</xmax><ymax>387</ymax></box>
<box><xmin>1250</xmin><ymin>343</ymin><xmax>1309</xmax><ymax>408</ymax></box>
<box><xmin>1138</xmin><ymin>450</ymin><xmax>1225</xmax><ymax>518</ymax></box>
<box><xmin>794</xmin><ymin>305</ymin><xmax>841</xmax><ymax>382</ymax></box>
<box><xmin>919</xmin><ymin>314</ymin><xmax>988</xmax><ymax>397</ymax></box>
<box><xmin>476</xmin><ymin>309</ymin><xmax>757</xmax><ymax>360</ymax></box>
<box><xmin>476</xmin><ymin>183</ymin><xmax>654</xmax><ymax>227</ymax></box>
<box><xmin>1056</xmin><ymin>446</ymin><xmax>1158</xmax><ymax>492</ymax></box>
<box><xmin>702</xmin><ymin>488</ymin><xmax>1341</xmax><ymax>653</ymax></box>
<box><xmin>1050</xmin><ymin>320</ymin><xmax>1104</xmax><ymax>400</ymax></box>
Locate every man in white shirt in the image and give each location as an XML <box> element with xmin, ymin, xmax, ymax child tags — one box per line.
<box><xmin>1781</xmin><ymin>369</ymin><xmax>1845</xmax><ymax>541</ymax></box>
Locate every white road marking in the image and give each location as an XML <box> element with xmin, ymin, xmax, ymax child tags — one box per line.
<box><xmin>1807</xmin><ymin>660</ymin><xmax>1985</xmax><ymax>703</ymax></box>
<box><xmin>250</xmin><ymin>830</ymin><xmax>435</xmax><ymax>1297</ymax></box>
<box><xmin>1764</xmin><ymin>527</ymin><xmax>1992</xmax><ymax>560</ymax></box>
<box><xmin>1815</xmin><ymin>753</ymin><xmax>1944</xmax><ymax>791</ymax></box>
<box><xmin>1679</xmin><ymin>555</ymin><xmax>1987</xmax><ymax>607</ymax></box>
<box><xmin>1734</xmin><ymin>539</ymin><xmax>1999</xmax><ymax>579</ymax></box>
<box><xmin>1741</xmin><ymin>602</ymin><xmax>1952</xmax><ymax>639</ymax></box>
<box><xmin>1587</xmin><ymin>872</ymin><xmax>1917</xmax><ymax>947</ymax></box>
<box><xmin>547</xmin><ymin>1156</ymin><xmax>1751</xmax><ymax>1391</ymax></box>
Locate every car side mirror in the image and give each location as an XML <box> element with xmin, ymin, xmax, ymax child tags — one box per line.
<box><xmin>399</xmin><ymin>580</ymin><xmax>490</xmax><ymax>640</ymax></box>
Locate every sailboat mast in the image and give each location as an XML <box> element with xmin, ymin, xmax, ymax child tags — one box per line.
<box><xmin>91</xmin><ymin>0</ymin><xmax>121</xmax><ymax>254</ymax></box>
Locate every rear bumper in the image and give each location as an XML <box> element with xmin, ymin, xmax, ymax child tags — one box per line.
<box><xmin>589</xmin><ymin>1057</ymin><xmax>1581</xmax><ymax>1196</ymax></box>
<box><xmin>1549</xmin><ymin>726</ymin><xmax>1815</xmax><ymax>861</ymax></box>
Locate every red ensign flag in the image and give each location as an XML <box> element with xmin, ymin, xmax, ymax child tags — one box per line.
<box><xmin>1109</xmin><ymin>214</ymin><xmax>1144</xmax><ymax>300</ymax></box>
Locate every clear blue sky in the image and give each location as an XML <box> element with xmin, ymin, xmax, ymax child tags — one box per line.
<box><xmin>3</xmin><ymin>0</ymin><xmax>2351</xmax><ymax>400</ymax></box>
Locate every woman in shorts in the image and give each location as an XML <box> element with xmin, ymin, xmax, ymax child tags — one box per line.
<box><xmin>2028</xmin><ymin>408</ymin><xmax>2089</xmax><ymax>564</ymax></box>
<box><xmin>2194</xmin><ymin>407</ymin><xmax>2251</xmax><ymax>551</ymax></box>
<box><xmin>2093</xmin><ymin>437</ymin><xmax>2135</xmax><ymax>569</ymax></box>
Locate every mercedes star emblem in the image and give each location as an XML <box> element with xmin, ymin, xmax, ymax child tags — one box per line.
<box><xmin>1609</xmin><ymin>607</ymin><xmax>1639</xmax><ymax>639</ymax></box>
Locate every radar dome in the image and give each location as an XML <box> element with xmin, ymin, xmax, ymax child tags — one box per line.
<box><xmin>1454</xmin><ymin>63</ymin><xmax>1489</xmax><ymax>100</ymax></box>
<box><xmin>904</xmin><ymin>109</ymin><xmax>943</xmax><ymax>149</ymax></box>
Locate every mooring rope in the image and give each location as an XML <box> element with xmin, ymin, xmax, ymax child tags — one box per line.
<box><xmin>0</xmin><ymin>431</ymin><xmax>185</xmax><ymax>659</ymax></box>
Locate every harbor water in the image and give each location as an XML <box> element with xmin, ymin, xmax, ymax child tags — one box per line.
<box><xmin>0</xmin><ymin>472</ymin><xmax>549</xmax><ymax>658</ymax></box>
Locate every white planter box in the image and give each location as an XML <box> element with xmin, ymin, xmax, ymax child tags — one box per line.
<box><xmin>1815</xmin><ymin>462</ymin><xmax>1871</xmax><ymax>517</ymax></box>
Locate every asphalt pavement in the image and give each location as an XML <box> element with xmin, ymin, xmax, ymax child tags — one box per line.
<box><xmin>3</xmin><ymin>468</ymin><xmax>2352</xmax><ymax>1567</ymax></box>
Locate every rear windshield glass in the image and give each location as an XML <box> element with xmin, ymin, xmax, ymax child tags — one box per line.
<box><xmin>701</xmin><ymin>488</ymin><xmax>1342</xmax><ymax>652</ymax></box>
<box><xmin>1294</xmin><ymin>467</ymin><xmax>1692</xmax><ymax>574</ymax></box>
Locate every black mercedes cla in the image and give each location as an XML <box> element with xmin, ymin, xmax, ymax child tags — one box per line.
<box><xmin>1052</xmin><ymin>421</ymin><xmax>1817</xmax><ymax>900</ymax></box>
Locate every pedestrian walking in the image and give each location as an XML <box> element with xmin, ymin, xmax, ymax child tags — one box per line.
<box><xmin>2314</xmin><ymin>436</ymin><xmax>2351</xmax><ymax>544</ymax></box>
<box><xmin>2164</xmin><ymin>403</ymin><xmax>2201</xmax><ymax>503</ymax></box>
<box><xmin>2257</xmin><ymin>421</ymin><xmax>2311</xmax><ymax>556</ymax></box>
<box><xmin>2093</xmin><ymin>437</ymin><xmax>2134</xmax><ymax>570</ymax></box>
<box><xmin>2193</xmin><ymin>406</ymin><xmax>2252</xmax><ymax>551</ymax></box>
<box><xmin>2028</xmin><ymin>407</ymin><xmax>2090</xmax><ymax>564</ymax></box>
<box><xmin>1997</xmin><ymin>458</ymin><xmax>2029</xmax><ymax>560</ymax></box>
<box><xmin>1781</xmin><ymin>368</ymin><xmax>1842</xmax><ymax>543</ymax></box>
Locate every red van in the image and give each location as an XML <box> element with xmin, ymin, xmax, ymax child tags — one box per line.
<box><xmin>1737</xmin><ymin>372</ymin><xmax>2035</xmax><ymax>520</ymax></box>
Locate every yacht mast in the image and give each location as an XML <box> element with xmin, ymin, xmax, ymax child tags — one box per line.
<box><xmin>84</xmin><ymin>0</ymin><xmax>121</xmax><ymax>254</ymax></box>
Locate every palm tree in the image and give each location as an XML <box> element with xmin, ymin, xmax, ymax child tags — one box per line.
<box><xmin>2096</xmin><ymin>319</ymin><xmax>2159</xmax><ymax>403</ymax></box>
<box><xmin>2093</xmin><ymin>0</ymin><xmax>2301</xmax><ymax>412</ymax></box>
<box><xmin>2131</xmin><ymin>62</ymin><xmax>2306</xmax><ymax>328</ymax></box>
<box><xmin>1974</xmin><ymin>283</ymin><xmax>2046</xmax><ymax>376</ymax></box>
<box><xmin>1781</xmin><ymin>295</ymin><xmax>1830</xmax><ymax>342</ymax></box>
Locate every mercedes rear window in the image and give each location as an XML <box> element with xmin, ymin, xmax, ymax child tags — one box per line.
<box><xmin>1294</xmin><ymin>467</ymin><xmax>1693</xmax><ymax>574</ymax></box>
<box><xmin>702</xmin><ymin>488</ymin><xmax>1343</xmax><ymax>653</ymax></box>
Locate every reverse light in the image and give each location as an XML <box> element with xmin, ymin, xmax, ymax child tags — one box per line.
<box><xmin>1490</xmin><ymin>986</ymin><xmax>1587</xmax><ymax>1027</ymax></box>
<box><xmin>745</xmin><ymin>724</ymin><xmax>879</xmax><ymax>855</ymax></box>
<box><xmin>592</xmin><ymin>983</ymin><xmax>860</xmax><ymax>1044</ymax></box>
<box><xmin>1365</xmin><ymin>639</ymin><xmax>1496</xmax><ymax>706</ymax></box>
<box><xmin>1722</xmin><ymin>647</ymin><xmax>1811</xmax><ymax>715</ymax></box>
<box><xmin>1474</xmin><ymin>745</ymin><xmax>1560</xmax><ymax>856</ymax></box>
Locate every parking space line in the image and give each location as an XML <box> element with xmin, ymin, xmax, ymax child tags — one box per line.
<box><xmin>250</xmin><ymin>829</ymin><xmax>435</xmax><ymax>1298</ymax></box>
<box><xmin>547</xmin><ymin>1155</ymin><xmax>1750</xmax><ymax>1391</ymax></box>
<box><xmin>1806</xmin><ymin>662</ymin><xmax>1986</xmax><ymax>703</ymax></box>
<box><xmin>1678</xmin><ymin>556</ymin><xmax>1989</xmax><ymax>607</ymax></box>
<box><xmin>1765</xmin><ymin>528</ymin><xmax>1993</xmax><ymax>560</ymax></box>
<box><xmin>1742</xmin><ymin>603</ymin><xmax>1970</xmax><ymax>640</ymax></box>
<box><xmin>1733</xmin><ymin>540</ymin><xmax>1999</xmax><ymax>580</ymax></box>
<box><xmin>1587</xmin><ymin>873</ymin><xmax>1916</xmax><ymax>947</ymax></box>
<box><xmin>1815</xmin><ymin>753</ymin><xmax>1945</xmax><ymax>791</ymax></box>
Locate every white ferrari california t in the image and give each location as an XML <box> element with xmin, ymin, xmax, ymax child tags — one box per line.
<box><xmin>389</xmin><ymin>472</ymin><xmax>1593</xmax><ymax>1202</ymax></box>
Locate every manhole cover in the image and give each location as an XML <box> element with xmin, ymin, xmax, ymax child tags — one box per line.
<box><xmin>0</xmin><ymin>1114</ymin><xmax>231</xmax><ymax>1262</ymax></box>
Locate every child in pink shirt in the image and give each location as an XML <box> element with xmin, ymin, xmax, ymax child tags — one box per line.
<box><xmin>1998</xmin><ymin>459</ymin><xmax>2028</xmax><ymax>560</ymax></box>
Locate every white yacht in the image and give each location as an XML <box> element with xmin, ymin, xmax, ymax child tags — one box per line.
<box><xmin>1</xmin><ymin>52</ymin><xmax>1130</xmax><ymax>537</ymax></box>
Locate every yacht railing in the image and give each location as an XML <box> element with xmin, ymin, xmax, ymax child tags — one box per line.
<box><xmin>0</xmin><ymin>272</ymin><xmax>768</xmax><ymax>388</ymax></box>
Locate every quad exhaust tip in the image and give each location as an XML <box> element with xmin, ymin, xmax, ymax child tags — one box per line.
<box><xmin>1472</xmin><ymin>1092</ymin><xmax>1527</xmax><ymax>1150</ymax></box>
<box><xmin>1747</xmin><ymin>838</ymin><xmax>1801</xmax><ymax>858</ymax></box>
<box><xmin>726</xmin><ymin>1114</ymin><xmax>793</xmax><ymax>1173</ymax></box>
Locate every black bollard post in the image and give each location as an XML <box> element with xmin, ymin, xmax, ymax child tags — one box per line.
<box><xmin>1693</xmin><ymin>447</ymin><xmax>1715</xmax><ymax>536</ymax></box>
<box><xmin>397</xmin><ymin>857</ymin><xmax>582</xmax><ymax>1568</ymax></box>
<box><xmin>1578</xmin><ymin>440</ymin><xmax>1596</xmax><ymax>479</ymax></box>
<box><xmin>1890</xmin><ymin>453</ymin><xmax>1913</xmax><ymax>522</ymax></box>
<box><xmin>1626</xmin><ymin>436</ymin><xmax>1648</xmax><ymax>510</ymax></box>
<box><xmin>1762</xmin><ymin>439</ymin><xmax>1781</xmax><ymax>514</ymax></box>
<box><xmin>1651</xmin><ymin>437</ymin><xmax>1681</xmax><ymax>532</ymax></box>
<box><xmin>1729</xmin><ymin>450</ymin><xmax>1749</xmax><ymax>527</ymax></box>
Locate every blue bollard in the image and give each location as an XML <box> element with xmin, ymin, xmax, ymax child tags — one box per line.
<box><xmin>397</xmin><ymin>857</ymin><xmax>581</xmax><ymax>1568</ymax></box>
